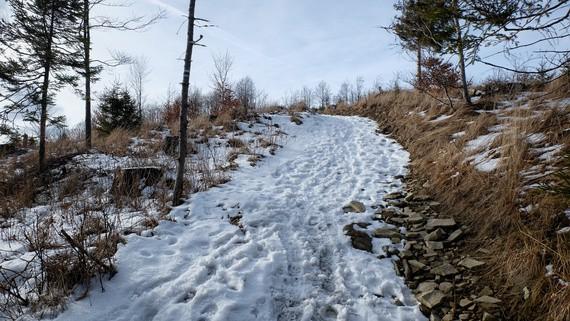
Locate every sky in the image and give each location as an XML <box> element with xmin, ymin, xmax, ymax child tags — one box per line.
<box><xmin>4</xmin><ymin>0</ymin><xmax>417</xmax><ymax>126</ymax></box>
<box><xmin>1</xmin><ymin>0</ymin><xmax>567</xmax><ymax>127</ymax></box>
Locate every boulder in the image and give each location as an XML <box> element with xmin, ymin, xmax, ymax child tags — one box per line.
<box><xmin>475</xmin><ymin>295</ymin><xmax>502</xmax><ymax>304</ymax></box>
<box><xmin>343</xmin><ymin>201</ymin><xmax>366</xmax><ymax>213</ymax></box>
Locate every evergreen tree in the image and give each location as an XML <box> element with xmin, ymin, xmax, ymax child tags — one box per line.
<box><xmin>95</xmin><ymin>84</ymin><xmax>141</xmax><ymax>135</ymax></box>
<box><xmin>0</xmin><ymin>0</ymin><xmax>82</xmax><ymax>171</ymax></box>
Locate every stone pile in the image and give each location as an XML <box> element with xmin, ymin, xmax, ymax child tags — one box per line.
<box><xmin>343</xmin><ymin>192</ymin><xmax>503</xmax><ymax>321</ymax></box>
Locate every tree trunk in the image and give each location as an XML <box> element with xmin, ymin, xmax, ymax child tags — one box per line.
<box><xmin>83</xmin><ymin>0</ymin><xmax>92</xmax><ymax>149</ymax></box>
<box><xmin>453</xmin><ymin>1</ymin><xmax>472</xmax><ymax>106</ymax></box>
<box><xmin>172</xmin><ymin>0</ymin><xmax>197</xmax><ymax>206</ymax></box>
<box><xmin>39</xmin><ymin>7</ymin><xmax>56</xmax><ymax>172</ymax></box>
<box><xmin>416</xmin><ymin>46</ymin><xmax>422</xmax><ymax>85</ymax></box>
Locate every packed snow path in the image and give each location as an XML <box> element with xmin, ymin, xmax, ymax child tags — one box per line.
<box><xmin>52</xmin><ymin>115</ymin><xmax>425</xmax><ymax>321</ymax></box>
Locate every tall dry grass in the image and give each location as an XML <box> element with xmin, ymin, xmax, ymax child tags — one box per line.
<box><xmin>332</xmin><ymin>90</ymin><xmax>570</xmax><ymax>321</ymax></box>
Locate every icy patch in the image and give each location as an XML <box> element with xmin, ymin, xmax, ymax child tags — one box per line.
<box><xmin>430</xmin><ymin>114</ymin><xmax>452</xmax><ymax>122</ymax></box>
<box><xmin>467</xmin><ymin>148</ymin><xmax>503</xmax><ymax>172</ymax></box>
<box><xmin>527</xmin><ymin>133</ymin><xmax>546</xmax><ymax>144</ymax></box>
<box><xmin>465</xmin><ymin>133</ymin><xmax>500</xmax><ymax>152</ymax></box>
<box><xmin>451</xmin><ymin>131</ymin><xmax>466</xmax><ymax>139</ymax></box>
<box><xmin>531</xmin><ymin>145</ymin><xmax>563</xmax><ymax>161</ymax></box>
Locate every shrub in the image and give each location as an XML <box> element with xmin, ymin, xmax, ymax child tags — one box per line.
<box><xmin>95</xmin><ymin>84</ymin><xmax>142</xmax><ymax>135</ymax></box>
<box><xmin>415</xmin><ymin>56</ymin><xmax>460</xmax><ymax>108</ymax></box>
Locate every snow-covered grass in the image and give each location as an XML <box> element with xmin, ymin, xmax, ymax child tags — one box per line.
<box><xmin>13</xmin><ymin>114</ymin><xmax>423</xmax><ymax>321</ymax></box>
<box><xmin>0</xmin><ymin>114</ymin><xmax>288</xmax><ymax>319</ymax></box>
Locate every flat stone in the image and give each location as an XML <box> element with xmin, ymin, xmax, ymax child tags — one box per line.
<box><xmin>405</xmin><ymin>231</ymin><xmax>425</xmax><ymax>239</ymax></box>
<box><xmin>459</xmin><ymin>298</ymin><xmax>473</xmax><ymax>307</ymax></box>
<box><xmin>459</xmin><ymin>313</ymin><xmax>470</xmax><ymax>320</ymax></box>
<box><xmin>439</xmin><ymin>282</ymin><xmax>453</xmax><ymax>293</ymax></box>
<box><xmin>384</xmin><ymin>192</ymin><xmax>404</xmax><ymax>200</ymax></box>
<box><xmin>406</xmin><ymin>215</ymin><xmax>426</xmax><ymax>224</ymax></box>
<box><xmin>343</xmin><ymin>224</ymin><xmax>372</xmax><ymax>252</ymax></box>
<box><xmin>425</xmin><ymin>218</ymin><xmax>456</xmax><ymax>230</ymax></box>
<box><xmin>343</xmin><ymin>201</ymin><xmax>366</xmax><ymax>213</ymax></box>
<box><xmin>479</xmin><ymin>286</ymin><xmax>494</xmax><ymax>296</ymax></box>
<box><xmin>431</xmin><ymin>263</ymin><xmax>458</xmax><ymax>276</ymax></box>
<box><xmin>447</xmin><ymin>229</ymin><xmax>463</xmax><ymax>242</ymax></box>
<box><xmin>475</xmin><ymin>295</ymin><xmax>502</xmax><ymax>304</ymax></box>
<box><xmin>417</xmin><ymin>290</ymin><xmax>445</xmax><ymax>309</ymax></box>
<box><xmin>426</xmin><ymin>241</ymin><xmax>444</xmax><ymax>251</ymax></box>
<box><xmin>408</xmin><ymin>260</ymin><xmax>426</xmax><ymax>273</ymax></box>
<box><xmin>417</xmin><ymin>281</ymin><xmax>438</xmax><ymax>294</ymax></box>
<box><xmin>372</xmin><ymin>228</ymin><xmax>400</xmax><ymax>239</ymax></box>
<box><xmin>425</xmin><ymin>228</ymin><xmax>446</xmax><ymax>241</ymax></box>
<box><xmin>459</xmin><ymin>257</ymin><xmax>485</xmax><ymax>269</ymax></box>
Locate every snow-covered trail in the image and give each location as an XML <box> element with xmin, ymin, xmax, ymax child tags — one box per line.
<box><xmin>51</xmin><ymin>114</ymin><xmax>425</xmax><ymax>321</ymax></box>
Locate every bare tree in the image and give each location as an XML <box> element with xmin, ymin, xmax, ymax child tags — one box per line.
<box><xmin>210</xmin><ymin>52</ymin><xmax>234</xmax><ymax>116</ymax></box>
<box><xmin>301</xmin><ymin>86</ymin><xmax>313</xmax><ymax>109</ymax></box>
<box><xmin>315</xmin><ymin>81</ymin><xmax>332</xmax><ymax>109</ymax></box>
<box><xmin>336</xmin><ymin>81</ymin><xmax>351</xmax><ymax>104</ymax></box>
<box><xmin>173</xmin><ymin>0</ymin><xmax>203</xmax><ymax>206</ymax></box>
<box><xmin>129</xmin><ymin>56</ymin><xmax>151</xmax><ymax>118</ymax></box>
<box><xmin>354</xmin><ymin>76</ymin><xmax>365</xmax><ymax>101</ymax></box>
<box><xmin>235</xmin><ymin>76</ymin><xmax>256</xmax><ymax>116</ymax></box>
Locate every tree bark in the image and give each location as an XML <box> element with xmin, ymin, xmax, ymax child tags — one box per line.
<box><xmin>453</xmin><ymin>0</ymin><xmax>472</xmax><ymax>106</ymax></box>
<box><xmin>39</xmin><ymin>6</ymin><xmax>56</xmax><ymax>172</ymax></box>
<box><xmin>173</xmin><ymin>0</ymin><xmax>197</xmax><ymax>206</ymax></box>
<box><xmin>416</xmin><ymin>46</ymin><xmax>422</xmax><ymax>86</ymax></box>
<box><xmin>83</xmin><ymin>0</ymin><xmax>92</xmax><ymax>149</ymax></box>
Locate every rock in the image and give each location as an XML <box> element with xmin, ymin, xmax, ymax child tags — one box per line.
<box><xmin>384</xmin><ymin>192</ymin><xmax>404</xmax><ymax>200</ymax></box>
<box><xmin>426</xmin><ymin>241</ymin><xmax>444</xmax><ymax>251</ymax></box>
<box><xmin>343</xmin><ymin>201</ymin><xmax>366</xmax><ymax>213</ymax></box>
<box><xmin>111</xmin><ymin>167</ymin><xmax>164</xmax><ymax>197</ymax></box>
<box><xmin>425</xmin><ymin>218</ymin><xmax>456</xmax><ymax>230</ymax></box>
<box><xmin>425</xmin><ymin>228</ymin><xmax>446</xmax><ymax>241</ymax></box>
<box><xmin>479</xmin><ymin>286</ymin><xmax>494</xmax><ymax>296</ymax></box>
<box><xmin>459</xmin><ymin>298</ymin><xmax>473</xmax><ymax>308</ymax></box>
<box><xmin>439</xmin><ymin>282</ymin><xmax>453</xmax><ymax>293</ymax></box>
<box><xmin>459</xmin><ymin>257</ymin><xmax>485</xmax><ymax>269</ymax></box>
<box><xmin>447</xmin><ymin>229</ymin><xmax>463</xmax><ymax>242</ymax></box>
<box><xmin>475</xmin><ymin>295</ymin><xmax>502</xmax><ymax>304</ymax></box>
<box><xmin>406</xmin><ymin>231</ymin><xmax>426</xmax><ymax>239</ymax></box>
<box><xmin>408</xmin><ymin>260</ymin><xmax>426</xmax><ymax>273</ymax></box>
<box><xmin>523</xmin><ymin>287</ymin><xmax>530</xmax><ymax>300</ymax></box>
<box><xmin>431</xmin><ymin>263</ymin><xmax>458</xmax><ymax>276</ymax></box>
<box><xmin>417</xmin><ymin>290</ymin><xmax>446</xmax><ymax>309</ymax></box>
<box><xmin>343</xmin><ymin>224</ymin><xmax>373</xmax><ymax>252</ymax></box>
<box><xmin>417</xmin><ymin>281</ymin><xmax>438</xmax><ymax>294</ymax></box>
<box><xmin>372</xmin><ymin>228</ymin><xmax>400</xmax><ymax>239</ymax></box>
<box><xmin>459</xmin><ymin>313</ymin><xmax>470</xmax><ymax>320</ymax></box>
<box><xmin>442</xmin><ymin>313</ymin><xmax>453</xmax><ymax>321</ymax></box>
<box><xmin>375</xmin><ymin>208</ymin><xmax>402</xmax><ymax>219</ymax></box>
<box><xmin>406</xmin><ymin>215</ymin><xmax>426</xmax><ymax>224</ymax></box>
<box><xmin>481</xmin><ymin>312</ymin><xmax>496</xmax><ymax>321</ymax></box>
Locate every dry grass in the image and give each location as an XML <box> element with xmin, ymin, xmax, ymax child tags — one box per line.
<box><xmin>334</xmin><ymin>90</ymin><xmax>570</xmax><ymax>321</ymax></box>
<box><xmin>94</xmin><ymin>128</ymin><xmax>132</xmax><ymax>156</ymax></box>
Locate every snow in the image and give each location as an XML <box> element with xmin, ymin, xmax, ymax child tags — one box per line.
<box><xmin>467</xmin><ymin>148</ymin><xmax>503</xmax><ymax>172</ymax></box>
<box><xmin>527</xmin><ymin>133</ymin><xmax>546</xmax><ymax>144</ymax></box>
<box><xmin>0</xmin><ymin>134</ymin><xmax>10</xmax><ymax>145</ymax></box>
<box><xmin>465</xmin><ymin>133</ymin><xmax>500</xmax><ymax>152</ymax></box>
<box><xmin>430</xmin><ymin>114</ymin><xmax>452</xmax><ymax>122</ymax></box>
<box><xmin>451</xmin><ymin>131</ymin><xmax>465</xmax><ymax>139</ymax></box>
<box><xmin>531</xmin><ymin>144</ymin><xmax>563</xmax><ymax>161</ymax></box>
<box><xmin>43</xmin><ymin>115</ymin><xmax>423</xmax><ymax>321</ymax></box>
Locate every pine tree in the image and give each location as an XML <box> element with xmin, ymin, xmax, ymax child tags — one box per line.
<box><xmin>0</xmin><ymin>0</ymin><xmax>82</xmax><ymax>171</ymax></box>
<box><xmin>95</xmin><ymin>84</ymin><xmax>141</xmax><ymax>135</ymax></box>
